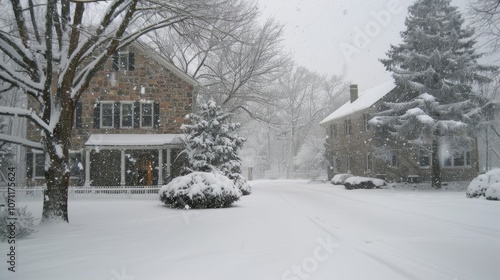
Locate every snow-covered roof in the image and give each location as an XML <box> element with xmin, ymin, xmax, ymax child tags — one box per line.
<box><xmin>320</xmin><ymin>81</ymin><xmax>396</xmax><ymax>125</ymax></box>
<box><xmin>85</xmin><ymin>134</ymin><xmax>183</xmax><ymax>147</ymax></box>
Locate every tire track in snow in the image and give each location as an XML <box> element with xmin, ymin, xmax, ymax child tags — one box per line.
<box><xmin>355</xmin><ymin>244</ymin><xmax>467</xmax><ymax>280</ymax></box>
<box><xmin>295</xmin><ymin>185</ymin><xmax>500</xmax><ymax>239</ymax></box>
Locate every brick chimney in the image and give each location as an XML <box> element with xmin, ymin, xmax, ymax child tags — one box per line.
<box><xmin>350</xmin><ymin>84</ymin><xmax>358</xmax><ymax>103</ymax></box>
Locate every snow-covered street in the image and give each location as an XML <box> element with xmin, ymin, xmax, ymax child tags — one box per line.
<box><xmin>2</xmin><ymin>180</ymin><xmax>499</xmax><ymax>280</ymax></box>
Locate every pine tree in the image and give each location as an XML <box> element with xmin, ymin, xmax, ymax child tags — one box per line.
<box><xmin>375</xmin><ymin>0</ymin><xmax>496</xmax><ymax>188</ymax></box>
<box><xmin>182</xmin><ymin>100</ymin><xmax>251</xmax><ymax>194</ymax></box>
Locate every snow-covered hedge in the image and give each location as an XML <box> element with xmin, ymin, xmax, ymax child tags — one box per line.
<box><xmin>344</xmin><ymin>176</ymin><xmax>386</xmax><ymax>190</ymax></box>
<box><xmin>466</xmin><ymin>169</ymin><xmax>500</xmax><ymax>200</ymax></box>
<box><xmin>331</xmin><ymin>173</ymin><xmax>353</xmax><ymax>185</ymax></box>
<box><xmin>159</xmin><ymin>172</ymin><xmax>242</xmax><ymax>209</ymax></box>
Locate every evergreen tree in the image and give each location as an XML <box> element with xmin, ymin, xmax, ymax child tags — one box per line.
<box><xmin>182</xmin><ymin>100</ymin><xmax>251</xmax><ymax>194</ymax></box>
<box><xmin>374</xmin><ymin>0</ymin><xmax>496</xmax><ymax>188</ymax></box>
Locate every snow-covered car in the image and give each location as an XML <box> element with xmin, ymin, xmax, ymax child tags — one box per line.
<box><xmin>344</xmin><ymin>176</ymin><xmax>386</xmax><ymax>190</ymax></box>
<box><xmin>466</xmin><ymin>169</ymin><xmax>500</xmax><ymax>200</ymax></box>
<box><xmin>331</xmin><ymin>173</ymin><xmax>353</xmax><ymax>185</ymax></box>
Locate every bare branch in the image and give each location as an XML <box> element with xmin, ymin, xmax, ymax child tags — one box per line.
<box><xmin>0</xmin><ymin>133</ymin><xmax>42</xmax><ymax>149</ymax></box>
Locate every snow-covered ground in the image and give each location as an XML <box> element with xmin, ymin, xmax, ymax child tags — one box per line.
<box><xmin>1</xmin><ymin>180</ymin><xmax>499</xmax><ymax>280</ymax></box>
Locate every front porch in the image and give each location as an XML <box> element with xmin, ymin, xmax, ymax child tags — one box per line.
<box><xmin>84</xmin><ymin>134</ymin><xmax>185</xmax><ymax>186</ymax></box>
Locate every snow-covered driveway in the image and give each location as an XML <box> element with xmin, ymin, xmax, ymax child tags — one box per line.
<box><xmin>2</xmin><ymin>180</ymin><xmax>499</xmax><ymax>280</ymax></box>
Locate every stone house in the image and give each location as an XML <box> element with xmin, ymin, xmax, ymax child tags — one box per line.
<box><xmin>26</xmin><ymin>41</ymin><xmax>198</xmax><ymax>186</ymax></box>
<box><xmin>320</xmin><ymin>82</ymin><xmax>479</xmax><ymax>182</ymax></box>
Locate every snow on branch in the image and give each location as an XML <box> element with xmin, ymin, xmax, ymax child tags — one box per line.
<box><xmin>0</xmin><ymin>106</ymin><xmax>51</xmax><ymax>133</ymax></box>
<box><xmin>0</xmin><ymin>133</ymin><xmax>42</xmax><ymax>150</ymax></box>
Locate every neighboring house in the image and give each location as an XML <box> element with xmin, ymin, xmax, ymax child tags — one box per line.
<box><xmin>320</xmin><ymin>82</ymin><xmax>479</xmax><ymax>182</ymax></box>
<box><xmin>26</xmin><ymin>42</ymin><xmax>198</xmax><ymax>186</ymax></box>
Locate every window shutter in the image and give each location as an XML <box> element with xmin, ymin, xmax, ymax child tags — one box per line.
<box><xmin>114</xmin><ymin>102</ymin><xmax>120</xmax><ymax>128</ymax></box>
<box><xmin>75</xmin><ymin>102</ymin><xmax>83</xmax><ymax>128</ymax></box>
<box><xmin>26</xmin><ymin>152</ymin><xmax>33</xmax><ymax>179</ymax></box>
<box><xmin>133</xmin><ymin>101</ymin><xmax>140</xmax><ymax>128</ymax></box>
<box><xmin>129</xmin><ymin>52</ymin><xmax>135</xmax><ymax>71</ymax></box>
<box><xmin>93</xmin><ymin>102</ymin><xmax>101</xmax><ymax>128</ymax></box>
<box><xmin>112</xmin><ymin>52</ymin><xmax>119</xmax><ymax>71</ymax></box>
<box><xmin>154</xmin><ymin>102</ymin><xmax>160</xmax><ymax>129</ymax></box>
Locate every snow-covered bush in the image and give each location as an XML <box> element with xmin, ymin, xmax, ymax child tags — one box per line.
<box><xmin>344</xmin><ymin>176</ymin><xmax>386</xmax><ymax>190</ymax></box>
<box><xmin>467</xmin><ymin>169</ymin><xmax>500</xmax><ymax>200</ymax></box>
<box><xmin>485</xmin><ymin>183</ymin><xmax>500</xmax><ymax>201</ymax></box>
<box><xmin>159</xmin><ymin>172</ymin><xmax>242</xmax><ymax>209</ymax></box>
<box><xmin>0</xmin><ymin>204</ymin><xmax>36</xmax><ymax>241</ymax></box>
<box><xmin>232</xmin><ymin>174</ymin><xmax>251</xmax><ymax>196</ymax></box>
<box><xmin>331</xmin><ymin>173</ymin><xmax>353</xmax><ymax>185</ymax></box>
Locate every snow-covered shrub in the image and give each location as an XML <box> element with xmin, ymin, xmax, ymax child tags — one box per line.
<box><xmin>0</xmin><ymin>204</ymin><xmax>36</xmax><ymax>241</ymax></box>
<box><xmin>331</xmin><ymin>173</ymin><xmax>353</xmax><ymax>185</ymax></box>
<box><xmin>466</xmin><ymin>174</ymin><xmax>492</xmax><ymax>198</ymax></box>
<box><xmin>233</xmin><ymin>174</ymin><xmax>251</xmax><ymax>196</ymax></box>
<box><xmin>159</xmin><ymin>172</ymin><xmax>242</xmax><ymax>209</ymax></box>
<box><xmin>485</xmin><ymin>183</ymin><xmax>500</xmax><ymax>201</ymax></box>
<box><xmin>466</xmin><ymin>169</ymin><xmax>500</xmax><ymax>200</ymax></box>
<box><xmin>344</xmin><ymin>176</ymin><xmax>386</xmax><ymax>190</ymax></box>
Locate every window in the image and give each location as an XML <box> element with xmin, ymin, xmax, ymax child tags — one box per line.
<box><xmin>33</xmin><ymin>151</ymin><xmax>82</xmax><ymax>179</ymax></box>
<box><xmin>69</xmin><ymin>153</ymin><xmax>83</xmax><ymax>177</ymax></box>
<box><xmin>141</xmin><ymin>102</ymin><xmax>153</xmax><ymax>127</ymax></box>
<box><xmin>344</xmin><ymin>119</ymin><xmax>351</xmax><ymax>135</ymax></box>
<box><xmin>363</xmin><ymin>113</ymin><xmax>370</xmax><ymax>131</ymax></box>
<box><xmin>366</xmin><ymin>153</ymin><xmax>372</xmax><ymax>171</ymax></box>
<box><xmin>347</xmin><ymin>155</ymin><xmax>352</xmax><ymax>172</ymax></box>
<box><xmin>419</xmin><ymin>149</ymin><xmax>430</xmax><ymax>167</ymax></box>
<box><xmin>121</xmin><ymin>102</ymin><xmax>134</xmax><ymax>128</ymax></box>
<box><xmin>444</xmin><ymin>150</ymin><xmax>471</xmax><ymax>167</ymax></box>
<box><xmin>330</xmin><ymin>124</ymin><xmax>336</xmax><ymax>138</ymax></box>
<box><xmin>113</xmin><ymin>51</ymin><xmax>135</xmax><ymax>71</ymax></box>
<box><xmin>117</xmin><ymin>52</ymin><xmax>129</xmax><ymax>70</ymax></box>
<box><xmin>100</xmin><ymin>102</ymin><xmax>114</xmax><ymax>128</ymax></box>
<box><xmin>34</xmin><ymin>153</ymin><xmax>45</xmax><ymax>178</ymax></box>
<box><xmin>390</xmin><ymin>153</ymin><xmax>398</xmax><ymax>167</ymax></box>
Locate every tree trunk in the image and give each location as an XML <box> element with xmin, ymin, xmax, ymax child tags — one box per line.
<box><xmin>431</xmin><ymin>134</ymin><xmax>441</xmax><ymax>189</ymax></box>
<box><xmin>41</xmin><ymin>101</ymin><xmax>73</xmax><ymax>223</ymax></box>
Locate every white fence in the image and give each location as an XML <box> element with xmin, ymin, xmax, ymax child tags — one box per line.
<box><xmin>69</xmin><ymin>187</ymin><xmax>161</xmax><ymax>199</ymax></box>
<box><xmin>0</xmin><ymin>186</ymin><xmax>161</xmax><ymax>200</ymax></box>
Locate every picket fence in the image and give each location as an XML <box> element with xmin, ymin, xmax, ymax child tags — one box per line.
<box><xmin>0</xmin><ymin>186</ymin><xmax>162</xmax><ymax>200</ymax></box>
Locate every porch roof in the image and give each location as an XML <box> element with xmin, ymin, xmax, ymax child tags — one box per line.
<box><xmin>85</xmin><ymin>134</ymin><xmax>183</xmax><ymax>147</ymax></box>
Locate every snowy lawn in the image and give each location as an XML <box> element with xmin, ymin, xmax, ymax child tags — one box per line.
<box><xmin>1</xmin><ymin>180</ymin><xmax>499</xmax><ymax>280</ymax></box>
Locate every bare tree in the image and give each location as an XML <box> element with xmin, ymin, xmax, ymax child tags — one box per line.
<box><xmin>273</xmin><ymin>65</ymin><xmax>347</xmax><ymax>177</ymax></box>
<box><xmin>146</xmin><ymin>8</ymin><xmax>291</xmax><ymax>118</ymax></box>
<box><xmin>469</xmin><ymin>0</ymin><xmax>500</xmax><ymax>53</ymax></box>
<box><xmin>0</xmin><ymin>0</ymin><xmax>240</xmax><ymax>223</ymax></box>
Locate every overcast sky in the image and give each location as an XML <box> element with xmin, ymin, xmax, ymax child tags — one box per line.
<box><xmin>257</xmin><ymin>0</ymin><xmax>471</xmax><ymax>90</ymax></box>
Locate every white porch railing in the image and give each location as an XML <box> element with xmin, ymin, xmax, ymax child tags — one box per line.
<box><xmin>69</xmin><ymin>186</ymin><xmax>161</xmax><ymax>199</ymax></box>
<box><xmin>0</xmin><ymin>186</ymin><xmax>161</xmax><ymax>200</ymax></box>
